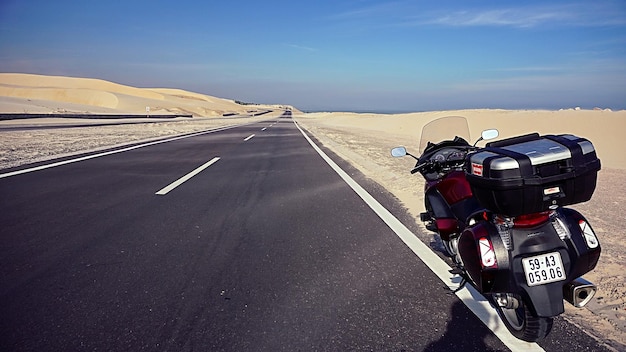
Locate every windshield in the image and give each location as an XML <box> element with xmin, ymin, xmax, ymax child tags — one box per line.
<box><xmin>419</xmin><ymin>116</ymin><xmax>471</xmax><ymax>153</ymax></box>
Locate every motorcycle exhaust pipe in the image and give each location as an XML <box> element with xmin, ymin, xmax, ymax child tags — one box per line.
<box><xmin>563</xmin><ymin>277</ymin><xmax>597</xmax><ymax>308</ymax></box>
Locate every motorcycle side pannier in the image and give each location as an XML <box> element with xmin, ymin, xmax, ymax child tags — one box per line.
<box><xmin>466</xmin><ymin>133</ymin><xmax>601</xmax><ymax>217</ymax></box>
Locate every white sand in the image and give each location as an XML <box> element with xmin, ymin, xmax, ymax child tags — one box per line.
<box><xmin>0</xmin><ymin>73</ymin><xmax>296</xmax><ymax>116</ymax></box>
<box><xmin>295</xmin><ymin>110</ymin><xmax>625</xmax><ymax>349</ymax></box>
<box><xmin>1</xmin><ymin>73</ymin><xmax>624</xmax><ymax>349</ymax></box>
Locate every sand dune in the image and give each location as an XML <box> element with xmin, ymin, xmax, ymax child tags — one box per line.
<box><xmin>0</xmin><ymin>73</ymin><xmax>164</xmax><ymax>101</ymax></box>
<box><xmin>0</xmin><ymin>86</ymin><xmax>120</xmax><ymax>109</ymax></box>
<box><xmin>0</xmin><ymin>73</ymin><xmax>289</xmax><ymax>116</ymax></box>
<box><xmin>149</xmin><ymin>88</ymin><xmax>217</xmax><ymax>103</ymax></box>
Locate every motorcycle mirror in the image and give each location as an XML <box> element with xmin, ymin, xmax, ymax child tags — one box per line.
<box><xmin>474</xmin><ymin>129</ymin><xmax>500</xmax><ymax>146</ymax></box>
<box><xmin>391</xmin><ymin>146</ymin><xmax>407</xmax><ymax>157</ymax></box>
<box><xmin>482</xmin><ymin>129</ymin><xmax>499</xmax><ymax>141</ymax></box>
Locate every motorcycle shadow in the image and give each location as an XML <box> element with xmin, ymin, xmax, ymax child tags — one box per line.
<box><xmin>429</xmin><ymin>234</ymin><xmax>450</xmax><ymax>257</ymax></box>
<box><xmin>422</xmin><ymin>233</ymin><xmax>511</xmax><ymax>351</ymax></box>
<box><xmin>423</xmin><ymin>300</ymin><xmax>506</xmax><ymax>352</ymax></box>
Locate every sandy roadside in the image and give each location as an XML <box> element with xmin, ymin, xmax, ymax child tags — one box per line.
<box><xmin>0</xmin><ymin>114</ymin><xmax>283</xmax><ymax>170</ymax></box>
<box><xmin>293</xmin><ymin>112</ymin><xmax>626</xmax><ymax>350</ymax></box>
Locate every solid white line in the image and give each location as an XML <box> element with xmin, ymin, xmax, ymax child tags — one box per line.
<box><xmin>0</xmin><ymin>124</ymin><xmax>243</xmax><ymax>179</ymax></box>
<box><xmin>155</xmin><ymin>157</ymin><xmax>220</xmax><ymax>195</ymax></box>
<box><xmin>293</xmin><ymin>120</ymin><xmax>544</xmax><ymax>352</ymax></box>
<box><xmin>244</xmin><ymin>134</ymin><xmax>255</xmax><ymax>141</ymax></box>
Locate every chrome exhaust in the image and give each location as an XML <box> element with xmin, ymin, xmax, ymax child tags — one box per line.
<box><xmin>563</xmin><ymin>277</ymin><xmax>597</xmax><ymax>308</ymax></box>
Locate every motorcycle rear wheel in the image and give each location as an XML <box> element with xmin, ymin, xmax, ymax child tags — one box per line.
<box><xmin>491</xmin><ymin>294</ymin><xmax>553</xmax><ymax>342</ymax></box>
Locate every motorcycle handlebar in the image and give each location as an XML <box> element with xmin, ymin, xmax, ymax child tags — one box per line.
<box><xmin>411</xmin><ymin>160</ymin><xmax>435</xmax><ymax>174</ymax></box>
<box><xmin>410</xmin><ymin>159</ymin><xmax>465</xmax><ymax>175</ymax></box>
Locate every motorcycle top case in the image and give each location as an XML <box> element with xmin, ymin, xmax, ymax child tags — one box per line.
<box><xmin>466</xmin><ymin>133</ymin><xmax>601</xmax><ymax>217</ymax></box>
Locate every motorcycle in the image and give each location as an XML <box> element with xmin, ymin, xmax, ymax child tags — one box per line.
<box><xmin>391</xmin><ymin>116</ymin><xmax>602</xmax><ymax>342</ymax></box>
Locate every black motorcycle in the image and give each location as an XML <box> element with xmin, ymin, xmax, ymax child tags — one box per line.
<box><xmin>392</xmin><ymin>116</ymin><xmax>601</xmax><ymax>341</ymax></box>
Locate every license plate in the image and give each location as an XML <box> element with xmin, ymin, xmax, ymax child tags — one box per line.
<box><xmin>522</xmin><ymin>252</ymin><xmax>566</xmax><ymax>286</ymax></box>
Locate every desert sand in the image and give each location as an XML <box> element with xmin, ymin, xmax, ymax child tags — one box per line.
<box><xmin>0</xmin><ymin>73</ymin><xmax>295</xmax><ymax>116</ymax></box>
<box><xmin>1</xmin><ymin>74</ymin><xmax>624</xmax><ymax>350</ymax></box>
<box><xmin>295</xmin><ymin>111</ymin><xmax>626</xmax><ymax>350</ymax></box>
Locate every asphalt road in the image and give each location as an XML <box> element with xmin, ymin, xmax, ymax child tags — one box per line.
<box><xmin>0</xmin><ymin>113</ymin><xmax>610</xmax><ymax>351</ymax></box>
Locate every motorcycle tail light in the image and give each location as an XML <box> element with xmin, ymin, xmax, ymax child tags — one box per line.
<box><xmin>478</xmin><ymin>237</ymin><xmax>498</xmax><ymax>268</ymax></box>
<box><xmin>513</xmin><ymin>211</ymin><xmax>551</xmax><ymax>228</ymax></box>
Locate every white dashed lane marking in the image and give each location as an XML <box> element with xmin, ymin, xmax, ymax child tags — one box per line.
<box><xmin>155</xmin><ymin>157</ymin><xmax>221</xmax><ymax>195</ymax></box>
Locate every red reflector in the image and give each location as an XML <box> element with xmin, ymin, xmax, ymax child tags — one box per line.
<box><xmin>478</xmin><ymin>237</ymin><xmax>497</xmax><ymax>268</ymax></box>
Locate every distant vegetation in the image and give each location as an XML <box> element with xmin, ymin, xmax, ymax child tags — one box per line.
<box><xmin>235</xmin><ymin>100</ymin><xmax>259</xmax><ymax>106</ymax></box>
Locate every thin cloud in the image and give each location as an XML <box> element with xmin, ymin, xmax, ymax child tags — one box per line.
<box><xmin>412</xmin><ymin>4</ymin><xmax>626</xmax><ymax>28</ymax></box>
<box><xmin>323</xmin><ymin>2</ymin><xmax>626</xmax><ymax>31</ymax></box>
<box><xmin>489</xmin><ymin>66</ymin><xmax>567</xmax><ymax>73</ymax></box>
<box><xmin>419</xmin><ymin>8</ymin><xmax>572</xmax><ymax>28</ymax></box>
<box><xmin>286</xmin><ymin>43</ymin><xmax>318</xmax><ymax>52</ymax></box>
<box><xmin>325</xmin><ymin>1</ymin><xmax>408</xmax><ymax>21</ymax></box>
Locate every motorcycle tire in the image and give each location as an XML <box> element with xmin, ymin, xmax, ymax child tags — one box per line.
<box><xmin>490</xmin><ymin>294</ymin><xmax>553</xmax><ymax>342</ymax></box>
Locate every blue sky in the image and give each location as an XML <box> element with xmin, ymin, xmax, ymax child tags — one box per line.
<box><xmin>1</xmin><ymin>0</ymin><xmax>625</xmax><ymax>112</ymax></box>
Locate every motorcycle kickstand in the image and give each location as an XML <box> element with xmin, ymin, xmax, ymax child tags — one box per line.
<box><xmin>446</xmin><ymin>267</ymin><xmax>469</xmax><ymax>294</ymax></box>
